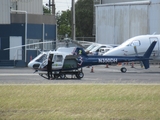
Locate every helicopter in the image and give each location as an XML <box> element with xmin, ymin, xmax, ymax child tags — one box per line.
<box><xmin>28</xmin><ymin>41</ymin><xmax>157</xmax><ymax>79</ymax></box>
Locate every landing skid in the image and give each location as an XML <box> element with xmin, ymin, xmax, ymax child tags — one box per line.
<box><xmin>39</xmin><ymin>68</ymin><xmax>84</xmax><ymax>80</ymax></box>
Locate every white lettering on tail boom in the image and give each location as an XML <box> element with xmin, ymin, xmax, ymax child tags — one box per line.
<box><xmin>98</xmin><ymin>58</ymin><xmax>118</xmax><ymax>63</ymax></box>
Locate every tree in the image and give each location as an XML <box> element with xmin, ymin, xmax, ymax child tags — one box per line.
<box><xmin>56</xmin><ymin>0</ymin><xmax>93</xmax><ymax>38</ymax></box>
<box><xmin>43</xmin><ymin>5</ymin><xmax>50</xmax><ymax>14</ymax></box>
<box><xmin>75</xmin><ymin>0</ymin><xmax>93</xmax><ymax>37</ymax></box>
<box><xmin>56</xmin><ymin>10</ymin><xmax>72</xmax><ymax>39</ymax></box>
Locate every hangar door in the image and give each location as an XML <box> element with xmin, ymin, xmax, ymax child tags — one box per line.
<box><xmin>9</xmin><ymin>36</ymin><xmax>22</xmax><ymax>60</ymax></box>
<box><xmin>96</xmin><ymin>2</ymin><xmax>149</xmax><ymax>44</ymax></box>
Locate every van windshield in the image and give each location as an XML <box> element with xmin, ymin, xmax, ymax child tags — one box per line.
<box><xmin>85</xmin><ymin>44</ymin><xmax>98</xmax><ymax>51</ymax></box>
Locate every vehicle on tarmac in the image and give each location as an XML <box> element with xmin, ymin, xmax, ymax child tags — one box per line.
<box><xmin>28</xmin><ymin>41</ymin><xmax>157</xmax><ymax>79</ymax></box>
<box><xmin>103</xmin><ymin>34</ymin><xmax>160</xmax><ymax>61</ymax></box>
<box><xmin>98</xmin><ymin>47</ymin><xmax>113</xmax><ymax>55</ymax></box>
<box><xmin>103</xmin><ymin>34</ymin><xmax>160</xmax><ymax>68</ymax></box>
<box><xmin>85</xmin><ymin>43</ymin><xmax>99</xmax><ymax>53</ymax></box>
<box><xmin>89</xmin><ymin>44</ymin><xmax>112</xmax><ymax>55</ymax></box>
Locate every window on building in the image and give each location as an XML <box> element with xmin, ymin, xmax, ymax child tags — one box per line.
<box><xmin>43</xmin><ymin>40</ymin><xmax>54</xmax><ymax>51</ymax></box>
<box><xmin>27</xmin><ymin>39</ymin><xmax>42</xmax><ymax>50</ymax></box>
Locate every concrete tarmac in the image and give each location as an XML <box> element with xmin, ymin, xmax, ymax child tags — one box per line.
<box><xmin>0</xmin><ymin>64</ymin><xmax>160</xmax><ymax>84</ymax></box>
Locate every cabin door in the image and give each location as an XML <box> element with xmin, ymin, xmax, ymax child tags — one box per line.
<box><xmin>149</xmin><ymin>37</ymin><xmax>159</xmax><ymax>57</ymax></box>
<box><xmin>52</xmin><ymin>55</ymin><xmax>63</xmax><ymax>69</ymax></box>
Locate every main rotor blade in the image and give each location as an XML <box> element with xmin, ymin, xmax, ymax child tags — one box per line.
<box><xmin>4</xmin><ymin>41</ymin><xmax>56</xmax><ymax>50</ymax></box>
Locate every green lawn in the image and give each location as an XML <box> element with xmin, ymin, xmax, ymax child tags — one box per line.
<box><xmin>0</xmin><ymin>85</ymin><xmax>160</xmax><ymax>120</ymax></box>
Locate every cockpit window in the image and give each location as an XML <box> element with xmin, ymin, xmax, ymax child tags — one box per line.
<box><xmin>130</xmin><ymin>40</ymin><xmax>141</xmax><ymax>46</ymax></box>
<box><xmin>36</xmin><ymin>54</ymin><xmax>47</xmax><ymax>62</ymax></box>
<box><xmin>120</xmin><ymin>37</ymin><xmax>141</xmax><ymax>47</ymax></box>
<box><xmin>120</xmin><ymin>38</ymin><xmax>135</xmax><ymax>47</ymax></box>
<box><xmin>55</xmin><ymin>55</ymin><xmax>63</xmax><ymax>62</ymax></box>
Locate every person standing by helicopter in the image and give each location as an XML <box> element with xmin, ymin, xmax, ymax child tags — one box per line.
<box><xmin>47</xmin><ymin>57</ymin><xmax>53</xmax><ymax>80</ymax></box>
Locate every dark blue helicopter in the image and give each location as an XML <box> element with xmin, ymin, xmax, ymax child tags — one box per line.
<box><xmin>29</xmin><ymin>41</ymin><xmax>157</xmax><ymax>79</ymax></box>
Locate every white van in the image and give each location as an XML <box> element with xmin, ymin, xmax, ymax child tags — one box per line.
<box><xmin>98</xmin><ymin>47</ymin><xmax>112</xmax><ymax>55</ymax></box>
<box><xmin>85</xmin><ymin>43</ymin><xmax>99</xmax><ymax>52</ymax></box>
<box><xmin>89</xmin><ymin>44</ymin><xmax>112</xmax><ymax>55</ymax></box>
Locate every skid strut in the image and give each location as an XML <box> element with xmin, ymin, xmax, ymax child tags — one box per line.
<box><xmin>38</xmin><ymin>68</ymin><xmax>84</xmax><ymax>79</ymax></box>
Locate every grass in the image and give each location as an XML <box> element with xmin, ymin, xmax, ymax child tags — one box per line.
<box><xmin>0</xmin><ymin>85</ymin><xmax>160</xmax><ymax>120</ymax></box>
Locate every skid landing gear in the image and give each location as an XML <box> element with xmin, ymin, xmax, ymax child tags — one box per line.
<box><xmin>39</xmin><ymin>68</ymin><xmax>84</xmax><ymax>79</ymax></box>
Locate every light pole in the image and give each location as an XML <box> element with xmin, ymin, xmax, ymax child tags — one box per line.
<box><xmin>46</xmin><ymin>0</ymin><xmax>55</xmax><ymax>15</ymax></box>
<box><xmin>72</xmin><ymin>0</ymin><xmax>76</xmax><ymax>41</ymax></box>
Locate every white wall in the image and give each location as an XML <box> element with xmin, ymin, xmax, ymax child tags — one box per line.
<box><xmin>149</xmin><ymin>0</ymin><xmax>160</xmax><ymax>34</ymax></box>
<box><xmin>95</xmin><ymin>1</ymin><xmax>152</xmax><ymax>44</ymax></box>
<box><xmin>0</xmin><ymin>0</ymin><xmax>10</xmax><ymax>24</ymax></box>
<box><xmin>96</xmin><ymin>6</ymin><xmax>114</xmax><ymax>44</ymax></box>
<box><xmin>11</xmin><ymin>0</ymin><xmax>43</xmax><ymax>15</ymax></box>
<box><xmin>102</xmin><ymin>0</ymin><xmax>148</xmax><ymax>4</ymax></box>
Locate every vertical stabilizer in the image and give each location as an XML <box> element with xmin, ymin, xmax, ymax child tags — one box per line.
<box><xmin>74</xmin><ymin>47</ymin><xmax>87</xmax><ymax>57</ymax></box>
<box><xmin>142</xmin><ymin>41</ymin><xmax>157</xmax><ymax>69</ymax></box>
<box><xmin>143</xmin><ymin>41</ymin><xmax>157</xmax><ymax>58</ymax></box>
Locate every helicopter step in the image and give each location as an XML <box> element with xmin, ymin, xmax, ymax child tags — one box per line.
<box><xmin>38</xmin><ymin>68</ymin><xmax>84</xmax><ymax>79</ymax></box>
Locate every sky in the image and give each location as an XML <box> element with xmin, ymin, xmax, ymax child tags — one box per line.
<box><xmin>43</xmin><ymin>0</ymin><xmax>77</xmax><ymax>13</ymax></box>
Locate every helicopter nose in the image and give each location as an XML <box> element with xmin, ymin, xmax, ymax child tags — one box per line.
<box><xmin>28</xmin><ymin>61</ymin><xmax>40</xmax><ymax>69</ymax></box>
<box><xmin>28</xmin><ymin>61</ymin><xmax>33</xmax><ymax>68</ymax></box>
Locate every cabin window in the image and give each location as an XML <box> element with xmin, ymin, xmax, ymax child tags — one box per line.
<box><xmin>55</xmin><ymin>55</ymin><xmax>63</xmax><ymax>62</ymax></box>
<box><xmin>130</xmin><ymin>40</ymin><xmax>141</xmax><ymax>46</ymax></box>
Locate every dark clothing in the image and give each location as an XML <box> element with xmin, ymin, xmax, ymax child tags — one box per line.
<box><xmin>47</xmin><ymin>60</ymin><xmax>53</xmax><ymax>71</ymax></box>
<box><xmin>47</xmin><ymin>60</ymin><xmax>53</xmax><ymax>79</ymax></box>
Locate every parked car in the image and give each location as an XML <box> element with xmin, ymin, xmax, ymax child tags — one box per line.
<box><xmin>85</xmin><ymin>43</ymin><xmax>100</xmax><ymax>53</ymax></box>
<box><xmin>89</xmin><ymin>44</ymin><xmax>112</xmax><ymax>55</ymax></box>
<box><xmin>98</xmin><ymin>47</ymin><xmax>113</xmax><ymax>55</ymax></box>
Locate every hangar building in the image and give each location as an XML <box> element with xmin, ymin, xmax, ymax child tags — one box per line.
<box><xmin>0</xmin><ymin>0</ymin><xmax>56</xmax><ymax>67</ymax></box>
<box><xmin>95</xmin><ymin>0</ymin><xmax>160</xmax><ymax>44</ymax></box>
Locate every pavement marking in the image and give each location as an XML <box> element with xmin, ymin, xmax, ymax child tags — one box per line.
<box><xmin>0</xmin><ymin>83</ymin><xmax>160</xmax><ymax>86</ymax></box>
<box><xmin>0</xmin><ymin>74</ymin><xmax>37</xmax><ymax>76</ymax></box>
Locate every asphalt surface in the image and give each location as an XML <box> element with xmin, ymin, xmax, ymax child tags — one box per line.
<box><xmin>0</xmin><ymin>64</ymin><xmax>160</xmax><ymax>84</ymax></box>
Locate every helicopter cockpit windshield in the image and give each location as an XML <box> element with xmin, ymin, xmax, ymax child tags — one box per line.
<box><xmin>36</xmin><ymin>53</ymin><xmax>47</xmax><ymax>62</ymax></box>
